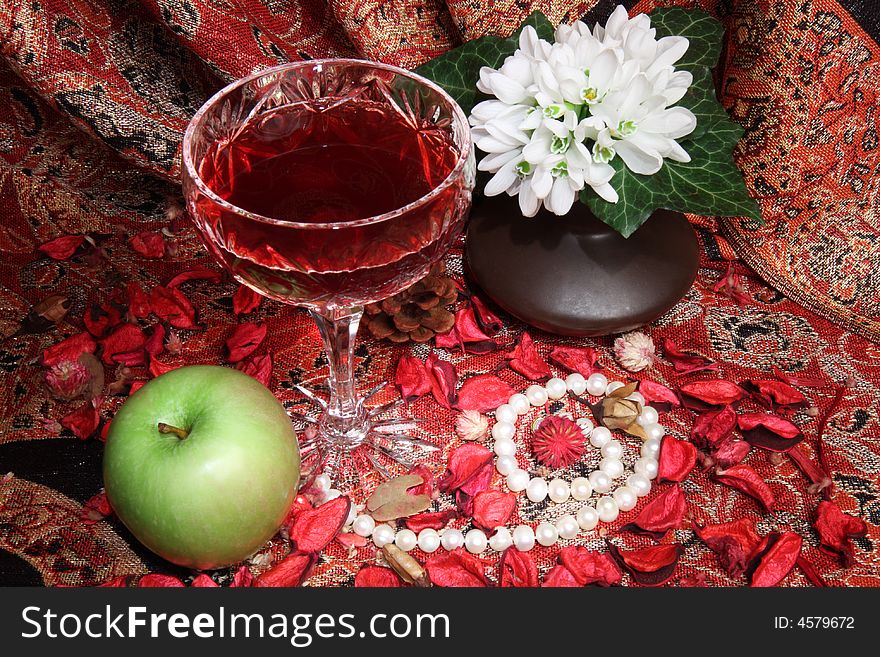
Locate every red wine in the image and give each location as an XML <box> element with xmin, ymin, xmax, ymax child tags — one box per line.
<box><xmin>191</xmin><ymin>97</ymin><xmax>469</xmax><ymax>307</ymax></box>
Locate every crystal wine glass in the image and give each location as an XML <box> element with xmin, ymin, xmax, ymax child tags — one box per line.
<box><xmin>182</xmin><ymin>59</ymin><xmax>475</xmax><ymax>484</ymax></box>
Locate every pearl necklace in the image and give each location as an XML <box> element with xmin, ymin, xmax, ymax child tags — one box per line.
<box><xmin>350</xmin><ymin>372</ymin><xmax>666</xmax><ymax>554</ymax></box>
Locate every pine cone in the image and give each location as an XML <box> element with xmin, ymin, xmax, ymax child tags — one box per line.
<box><xmin>364</xmin><ymin>264</ymin><xmax>457</xmax><ymax>343</ymax></box>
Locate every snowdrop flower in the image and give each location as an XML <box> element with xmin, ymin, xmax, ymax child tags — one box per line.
<box><xmin>468</xmin><ymin>5</ymin><xmax>696</xmax><ymax>215</ymax></box>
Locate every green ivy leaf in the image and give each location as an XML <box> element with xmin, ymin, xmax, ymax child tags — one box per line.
<box><xmin>676</xmin><ymin>67</ymin><xmax>729</xmax><ymax>140</ymax></box>
<box><xmin>649</xmin><ymin>7</ymin><xmax>724</xmax><ymax>71</ymax></box>
<box><xmin>414</xmin><ymin>11</ymin><xmax>553</xmax><ymax>114</ymax></box>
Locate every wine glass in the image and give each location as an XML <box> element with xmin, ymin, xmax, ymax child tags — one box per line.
<box><xmin>182</xmin><ymin>59</ymin><xmax>475</xmax><ymax>484</ymax></box>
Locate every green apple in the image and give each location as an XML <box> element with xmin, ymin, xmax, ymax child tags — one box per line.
<box><xmin>103</xmin><ymin>365</ymin><xmax>299</xmax><ymax>570</ymax></box>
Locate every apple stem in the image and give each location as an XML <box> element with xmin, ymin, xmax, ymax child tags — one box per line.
<box><xmin>157</xmin><ymin>422</ymin><xmax>189</xmax><ymax>440</ymax></box>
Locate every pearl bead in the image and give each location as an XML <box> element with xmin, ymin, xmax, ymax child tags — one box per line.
<box><xmin>496</xmin><ymin>455</ymin><xmax>518</xmax><ymax>476</ymax></box>
<box><xmin>491</xmin><ymin>421</ymin><xmax>515</xmax><ymax>442</ymax></box>
<box><xmin>576</xmin><ymin>417</ymin><xmax>594</xmax><ymax>434</ymax></box>
<box><xmin>613</xmin><ymin>486</ymin><xmax>638</xmax><ymax>512</ymax></box>
<box><xmin>513</xmin><ymin>525</ymin><xmax>535</xmax><ymax>551</ymax></box>
<box><xmin>417</xmin><ymin>529</ymin><xmax>441</xmax><ymax>553</ymax></box>
<box><xmin>548</xmin><ymin>478</ymin><xmax>570</xmax><ymax>503</ymax></box>
<box><xmin>440</xmin><ymin>528</ymin><xmax>465</xmax><ymax>551</ymax></box>
<box><xmin>634</xmin><ymin>457</ymin><xmax>659</xmax><ymax>479</ymax></box>
<box><xmin>507</xmin><ymin>469</ymin><xmax>530</xmax><ymax>492</ymax></box>
<box><xmin>525</xmin><ymin>384</ymin><xmax>548</xmax><ymax>406</ymax></box>
<box><xmin>346</xmin><ymin>503</ymin><xmax>357</xmax><ymax>525</ymax></box>
<box><xmin>509</xmin><ymin>393</ymin><xmax>530</xmax><ymax>415</ymax></box>
<box><xmin>352</xmin><ymin>514</ymin><xmax>375</xmax><ymax>537</ymax></box>
<box><xmin>626</xmin><ymin>391</ymin><xmax>645</xmax><ymax>405</ymax></box>
<box><xmin>536</xmin><ymin>521</ymin><xmax>558</xmax><ymax>547</ymax></box>
<box><xmin>596</xmin><ymin>496</ymin><xmax>619</xmax><ymax>522</ymax></box>
<box><xmin>526</xmin><ymin>477</ymin><xmax>548</xmax><ymax>503</ymax></box>
<box><xmin>545</xmin><ymin>377</ymin><xmax>567</xmax><ymax>400</ymax></box>
<box><xmin>556</xmin><ymin>514</ymin><xmax>580</xmax><ymax>540</ymax></box>
<box><xmin>589</xmin><ymin>426</ymin><xmax>612</xmax><ymax>448</ymax></box>
<box><xmin>372</xmin><ymin>524</ymin><xmax>395</xmax><ymax>548</ymax></box>
<box><xmin>493</xmin><ymin>438</ymin><xmax>516</xmax><ymax>457</ymax></box>
<box><xmin>637</xmin><ymin>406</ymin><xmax>659</xmax><ymax>426</ymax></box>
<box><xmin>465</xmin><ymin>529</ymin><xmax>488</xmax><ymax>554</ymax></box>
<box><xmin>495</xmin><ymin>404</ymin><xmax>517</xmax><ymax>424</ymax></box>
<box><xmin>627</xmin><ymin>472</ymin><xmax>652</xmax><ymax>497</ymax></box>
<box><xmin>600</xmin><ymin>439</ymin><xmax>623</xmax><ymax>460</ymax></box>
<box><xmin>588</xmin><ymin>470</ymin><xmax>612</xmax><ymax>494</ymax></box>
<box><xmin>489</xmin><ymin>527</ymin><xmax>513</xmax><ymax>552</ymax></box>
<box><xmin>605</xmin><ymin>381</ymin><xmax>625</xmax><ymax>395</ymax></box>
<box><xmin>644</xmin><ymin>423</ymin><xmax>666</xmax><ymax>441</ymax></box>
<box><xmin>586</xmin><ymin>373</ymin><xmax>608</xmax><ymax>396</ymax></box>
<box><xmin>565</xmin><ymin>373</ymin><xmax>587</xmax><ymax>395</ymax></box>
<box><xmin>600</xmin><ymin>458</ymin><xmax>624</xmax><ymax>479</ymax></box>
<box><xmin>313</xmin><ymin>474</ymin><xmax>331</xmax><ymax>492</ymax></box>
<box><xmin>576</xmin><ymin>505</ymin><xmax>599</xmax><ymax>530</ymax></box>
<box><xmin>571</xmin><ymin>477</ymin><xmax>593</xmax><ymax>501</ymax></box>
<box><xmin>324</xmin><ymin>489</ymin><xmax>342</xmax><ymax>501</ymax></box>
<box><xmin>641</xmin><ymin>438</ymin><xmax>661</xmax><ymax>459</ymax></box>
<box><xmin>395</xmin><ymin>529</ymin><xmax>417</xmax><ymax>552</ymax></box>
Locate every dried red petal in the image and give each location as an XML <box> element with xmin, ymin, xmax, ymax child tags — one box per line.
<box><xmin>225</xmin><ymin>322</ymin><xmax>267</xmax><ymax>363</ymax></box>
<box><xmin>531</xmin><ymin>415</ymin><xmax>585</xmax><ymax>469</ymax></box>
<box><xmin>149</xmin><ymin>358</ymin><xmax>178</xmax><ymax>378</ymax></box>
<box><xmin>438</xmin><ymin>444</ymin><xmax>494</xmax><ymax>516</ymax></box>
<box><xmin>355</xmin><ymin>566</ymin><xmax>402</xmax><ymax>587</ymax></box>
<box><xmin>455</xmin><ymin>374</ymin><xmax>515</xmax><ymax>412</ymax></box>
<box><xmin>713</xmin><ymin>438</ymin><xmax>751</xmax><ymax>469</ymax></box>
<box><xmin>788</xmin><ymin>445</ymin><xmax>832</xmax><ymax>495</ymax></box>
<box><xmin>435</xmin><ymin>307</ymin><xmax>496</xmax><ymax>354</ymax></box>
<box><xmin>797</xmin><ymin>555</ymin><xmax>829</xmax><ymax>587</ymax></box>
<box><xmin>232</xmin><ymin>285</ymin><xmax>262</xmax><ymax>315</ymax></box>
<box><xmin>80</xmin><ymin>490</ymin><xmax>112</xmax><ymax>525</ymax></box>
<box><xmin>657</xmin><ymin>439</ymin><xmax>696</xmax><ymax>483</ymax></box>
<box><xmin>558</xmin><ymin>546</ymin><xmax>622</xmax><ymax>587</ymax></box>
<box><xmin>813</xmin><ymin>500</ymin><xmax>867</xmax><ymax>567</ymax></box>
<box><xmin>236</xmin><ymin>352</ymin><xmax>272</xmax><ymax>386</ymax></box>
<box><xmin>394</xmin><ymin>356</ymin><xmax>431</xmax><ymax>403</ymax></box>
<box><xmin>190</xmin><ymin>574</ymin><xmax>219</xmax><ymax>587</ymax></box>
<box><xmin>456</xmin><ymin>460</ymin><xmax>494</xmax><ymax>516</ymax></box>
<box><xmin>498</xmin><ymin>549</ymin><xmax>538</xmax><ymax>587</ymax></box>
<box><xmin>149</xmin><ymin>285</ymin><xmax>198</xmax><ymax>329</ymax></box>
<box><xmin>38</xmin><ymin>235</ymin><xmax>85</xmax><ymax>260</ymax></box>
<box><xmin>231</xmin><ymin>565</ymin><xmax>253</xmax><ymax>587</ymax></box>
<box><xmin>737</xmin><ymin>413</ymin><xmax>804</xmax><ymax>452</ymax></box>
<box><xmin>288</xmin><ymin>496</ymin><xmax>351</xmax><ymax>553</ymax></box>
<box><xmin>404</xmin><ymin>509</ymin><xmax>458</xmax><ymax>533</ymax></box>
<box><xmin>129</xmin><ymin>231</ymin><xmax>166</xmax><ymax>258</ymax></box>
<box><xmin>137</xmin><ymin>574</ymin><xmax>185</xmax><ymax>588</ymax></box>
<box><xmin>145</xmin><ymin>323</ymin><xmax>165</xmax><ymax>358</ymax></box>
<box><xmin>662</xmin><ymin>338</ymin><xmax>718</xmax><ymax>374</ymax></box>
<box><xmin>606</xmin><ymin>541</ymin><xmax>683</xmax><ymax>587</ymax></box>
<box><xmin>772</xmin><ymin>366</ymin><xmax>827</xmax><ymax>388</ymax></box>
<box><xmin>125</xmin><ymin>282</ymin><xmax>151</xmax><ymax>319</ymax></box>
<box><xmin>99</xmin><ymin>323</ymin><xmax>146</xmax><ymax>366</ymax></box>
<box><xmin>548</xmin><ymin>346</ymin><xmax>600</xmax><ymax>377</ymax></box>
<box><xmin>713</xmin><ymin>464</ymin><xmax>775</xmax><ymax>512</ymax></box>
<box><xmin>425</xmin><ymin>549</ymin><xmax>488</xmax><ymax>587</ymax></box>
<box><xmin>335</xmin><ymin>533</ymin><xmax>368</xmax><ymax>549</ymax></box>
<box><xmin>741</xmin><ymin>379</ymin><xmax>807</xmax><ymax>411</ymax></box>
<box><xmin>166</xmin><ymin>266</ymin><xmax>222</xmax><ymax>288</ymax></box>
<box><xmin>406</xmin><ymin>464</ymin><xmax>435</xmax><ymax>499</ymax></box>
<box><xmin>61</xmin><ymin>402</ymin><xmax>100</xmax><ymax>440</ymax></box>
<box><xmin>541</xmin><ymin>565</ymin><xmax>581</xmax><ymax>587</ymax></box>
<box><xmin>695</xmin><ymin>518</ymin><xmax>761</xmax><ymax>578</ymax></box>
<box><xmin>254</xmin><ymin>552</ymin><xmax>318</xmax><ymax>587</ymax></box>
<box><xmin>622</xmin><ymin>484</ymin><xmax>687</xmax><ymax>538</ymax></box>
<box><xmin>425</xmin><ymin>353</ymin><xmax>458</xmax><ymax>408</ymax></box>
<box><xmin>679</xmin><ymin>380</ymin><xmax>745</xmax><ymax>411</ymax></box>
<box><xmin>471</xmin><ymin>490</ymin><xmax>516</xmax><ymax>531</ymax></box>
<box><xmin>42</xmin><ymin>332</ymin><xmax>97</xmax><ymax>367</ymax></box>
<box><xmin>690</xmin><ymin>405</ymin><xmax>737</xmax><ymax>449</ymax></box>
<box><xmin>748</xmin><ymin>532</ymin><xmax>802</xmax><ymax>587</ymax></box>
<box><xmin>83</xmin><ymin>302</ymin><xmax>123</xmax><ymax>338</ymax></box>
<box><xmin>128</xmin><ymin>380</ymin><xmax>147</xmax><ymax>395</ymax></box>
<box><xmin>638</xmin><ymin>380</ymin><xmax>681</xmax><ymax>411</ymax></box>
<box><xmin>506</xmin><ymin>332</ymin><xmax>551</xmax><ymax>381</ymax></box>
<box><xmin>470</xmin><ymin>296</ymin><xmax>502</xmax><ymax>334</ymax></box>
<box><xmin>713</xmin><ymin>263</ymin><xmax>751</xmax><ymax>305</ymax></box>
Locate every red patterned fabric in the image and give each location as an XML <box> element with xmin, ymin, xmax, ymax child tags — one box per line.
<box><xmin>0</xmin><ymin>0</ymin><xmax>878</xmax><ymax>586</ymax></box>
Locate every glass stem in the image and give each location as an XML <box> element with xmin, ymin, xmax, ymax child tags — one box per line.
<box><xmin>310</xmin><ymin>306</ymin><xmax>368</xmax><ymax>444</ymax></box>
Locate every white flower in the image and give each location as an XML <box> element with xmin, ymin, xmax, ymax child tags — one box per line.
<box><xmin>468</xmin><ymin>5</ymin><xmax>696</xmax><ymax>216</ymax></box>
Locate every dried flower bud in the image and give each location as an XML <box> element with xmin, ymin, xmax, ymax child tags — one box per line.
<box><xmin>455</xmin><ymin>410</ymin><xmax>489</xmax><ymax>442</ymax></box>
<box><xmin>44</xmin><ymin>359</ymin><xmax>91</xmax><ymax>400</ymax></box>
<box><xmin>613</xmin><ymin>331</ymin><xmax>656</xmax><ymax>372</ymax></box>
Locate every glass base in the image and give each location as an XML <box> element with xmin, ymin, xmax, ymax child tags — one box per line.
<box><xmin>291</xmin><ymin>380</ymin><xmax>438</xmax><ymax>486</ymax></box>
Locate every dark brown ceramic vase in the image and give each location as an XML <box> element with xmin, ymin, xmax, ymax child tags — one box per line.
<box><xmin>465</xmin><ymin>195</ymin><xmax>699</xmax><ymax>336</ymax></box>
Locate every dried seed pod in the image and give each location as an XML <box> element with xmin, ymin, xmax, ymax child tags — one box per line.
<box><xmin>382</xmin><ymin>544</ymin><xmax>431</xmax><ymax>587</ymax></box>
